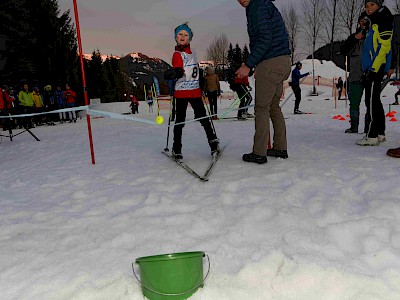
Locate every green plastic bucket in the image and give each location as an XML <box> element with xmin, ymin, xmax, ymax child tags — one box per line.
<box><xmin>133</xmin><ymin>251</ymin><xmax>210</xmax><ymax>300</ymax></box>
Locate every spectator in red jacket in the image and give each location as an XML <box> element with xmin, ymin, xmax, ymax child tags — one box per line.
<box><xmin>230</xmin><ymin>75</ymin><xmax>252</xmax><ymax>120</ymax></box>
<box><xmin>0</xmin><ymin>85</ymin><xmax>15</xmax><ymax>130</ymax></box>
<box><xmin>64</xmin><ymin>84</ymin><xmax>77</xmax><ymax>122</ymax></box>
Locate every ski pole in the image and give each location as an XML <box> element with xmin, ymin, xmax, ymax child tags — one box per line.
<box><xmin>144</xmin><ymin>87</ymin><xmax>149</xmax><ymax>114</ymax></box>
<box><xmin>219</xmin><ymin>91</ymin><xmax>248</xmax><ymax>119</ymax></box>
<box><xmin>203</xmin><ymin>93</ymin><xmax>217</xmax><ymax>135</ymax></box>
<box><xmin>152</xmin><ymin>84</ymin><xmax>160</xmax><ymax>116</ymax></box>
<box><xmin>164</xmin><ymin>96</ymin><xmax>173</xmax><ymax>152</ymax></box>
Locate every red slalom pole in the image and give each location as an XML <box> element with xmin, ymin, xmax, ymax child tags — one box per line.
<box><xmin>72</xmin><ymin>0</ymin><xmax>96</xmax><ymax>164</ymax></box>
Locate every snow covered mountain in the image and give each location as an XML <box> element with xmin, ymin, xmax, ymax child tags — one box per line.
<box><xmin>119</xmin><ymin>52</ymin><xmax>171</xmax><ymax>93</ymax></box>
<box><xmin>83</xmin><ymin>51</ymin><xmax>172</xmax><ymax>93</ymax></box>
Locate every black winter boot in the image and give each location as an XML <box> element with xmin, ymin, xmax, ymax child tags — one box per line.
<box><xmin>243</xmin><ymin>152</ymin><xmax>267</xmax><ymax>164</ymax></box>
<box><xmin>172</xmin><ymin>143</ymin><xmax>182</xmax><ymax>160</ymax></box>
<box><xmin>345</xmin><ymin>119</ymin><xmax>359</xmax><ymax>133</ymax></box>
<box><xmin>209</xmin><ymin>139</ymin><xmax>220</xmax><ymax>156</ymax></box>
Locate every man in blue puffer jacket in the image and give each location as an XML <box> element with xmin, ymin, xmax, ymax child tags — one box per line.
<box><xmin>236</xmin><ymin>0</ymin><xmax>291</xmax><ymax>164</ymax></box>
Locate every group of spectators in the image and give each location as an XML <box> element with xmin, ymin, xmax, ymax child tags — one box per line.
<box><xmin>0</xmin><ymin>83</ymin><xmax>78</xmax><ymax>131</ymax></box>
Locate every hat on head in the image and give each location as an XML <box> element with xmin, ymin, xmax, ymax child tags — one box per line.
<box><xmin>365</xmin><ymin>0</ymin><xmax>384</xmax><ymax>6</ymax></box>
<box><xmin>174</xmin><ymin>22</ymin><xmax>193</xmax><ymax>42</ymax></box>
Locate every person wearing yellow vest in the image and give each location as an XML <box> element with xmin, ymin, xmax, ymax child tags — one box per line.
<box><xmin>32</xmin><ymin>85</ymin><xmax>45</xmax><ymax>126</ymax></box>
<box><xmin>18</xmin><ymin>83</ymin><xmax>34</xmax><ymax>128</ymax></box>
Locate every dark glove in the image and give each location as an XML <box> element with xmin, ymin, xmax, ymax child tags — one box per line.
<box><xmin>248</xmin><ymin>86</ymin><xmax>252</xmax><ymax>91</ymax></box>
<box><xmin>164</xmin><ymin>67</ymin><xmax>184</xmax><ymax>80</ymax></box>
<box><xmin>362</xmin><ymin>70</ymin><xmax>377</xmax><ymax>83</ymax></box>
<box><xmin>248</xmin><ymin>67</ymin><xmax>255</xmax><ymax>77</ymax></box>
<box><xmin>306</xmin><ymin>72</ymin><xmax>310</xmax><ymax>76</ymax></box>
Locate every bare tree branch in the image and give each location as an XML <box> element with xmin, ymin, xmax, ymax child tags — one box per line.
<box><xmin>301</xmin><ymin>0</ymin><xmax>324</xmax><ymax>94</ymax></box>
<box><xmin>282</xmin><ymin>2</ymin><xmax>300</xmax><ymax>65</ymax></box>
<box><xmin>320</xmin><ymin>0</ymin><xmax>340</xmax><ymax>60</ymax></box>
<box><xmin>206</xmin><ymin>34</ymin><xmax>229</xmax><ymax>73</ymax></box>
<box><xmin>393</xmin><ymin>0</ymin><xmax>400</xmax><ymax>14</ymax></box>
<box><xmin>338</xmin><ymin>0</ymin><xmax>364</xmax><ymax>36</ymax></box>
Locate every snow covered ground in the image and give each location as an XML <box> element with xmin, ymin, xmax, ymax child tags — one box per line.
<box><xmin>2</xmin><ymin>75</ymin><xmax>400</xmax><ymax>299</ymax></box>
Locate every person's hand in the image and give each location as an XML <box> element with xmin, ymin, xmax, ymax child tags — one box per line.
<box><xmin>387</xmin><ymin>69</ymin><xmax>394</xmax><ymax>77</ymax></box>
<box><xmin>235</xmin><ymin>63</ymin><xmax>250</xmax><ymax>79</ymax></box>
<box><xmin>355</xmin><ymin>32</ymin><xmax>364</xmax><ymax>40</ymax></box>
<box><xmin>362</xmin><ymin>70</ymin><xmax>376</xmax><ymax>82</ymax></box>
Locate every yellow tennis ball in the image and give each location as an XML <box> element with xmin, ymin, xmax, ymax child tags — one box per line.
<box><xmin>155</xmin><ymin>115</ymin><xmax>164</xmax><ymax>125</ymax></box>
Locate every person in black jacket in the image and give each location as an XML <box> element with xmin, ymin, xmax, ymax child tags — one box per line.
<box><xmin>336</xmin><ymin>77</ymin><xmax>344</xmax><ymax>100</ymax></box>
<box><xmin>291</xmin><ymin>62</ymin><xmax>310</xmax><ymax>114</ymax></box>
<box><xmin>339</xmin><ymin>14</ymin><xmax>367</xmax><ymax>133</ymax></box>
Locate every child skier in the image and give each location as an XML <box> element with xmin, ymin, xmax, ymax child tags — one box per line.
<box><xmin>129</xmin><ymin>95</ymin><xmax>139</xmax><ymax>114</ymax></box>
<box><xmin>147</xmin><ymin>91</ymin><xmax>154</xmax><ymax>113</ymax></box>
<box><xmin>169</xmin><ymin>22</ymin><xmax>219</xmax><ymax>160</ymax></box>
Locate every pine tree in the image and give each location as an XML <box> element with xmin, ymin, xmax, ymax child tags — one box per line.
<box><xmin>242</xmin><ymin>45</ymin><xmax>250</xmax><ymax>64</ymax></box>
<box><xmin>233</xmin><ymin>43</ymin><xmax>243</xmax><ymax>69</ymax></box>
<box><xmin>87</xmin><ymin>50</ymin><xmax>103</xmax><ymax>99</ymax></box>
<box><xmin>227</xmin><ymin>43</ymin><xmax>234</xmax><ymax>70</ymax></box>
<box><xmin>101</xmin><ymin>57</ymin><xmax>124</xmax><ymax>102</ymax></box>
<box><xmin>0</xmin><ymin>0</ymin><xmax>77</xmax><ymax>86</ymax></box>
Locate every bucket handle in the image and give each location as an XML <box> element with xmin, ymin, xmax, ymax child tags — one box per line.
<box><xmin>132</xmin><ymin>253</ymin><xmax>211</xmax><ymax>297</ymax></box>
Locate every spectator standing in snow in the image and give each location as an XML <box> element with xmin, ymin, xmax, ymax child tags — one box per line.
<box><xmin>168</xmin><ymin>22</ymin><xmax>219</xmax><ymax>160</ymax></box>
<box><xmin>204</xmin><ymin>66</ymin><xmax>220</xmax><ymax>119</ymax></box>
<box><xmin>0</xmin><ymin>85</ymin><xmax>15</xmax><ymax>130</ymax></box>
<box><xmin>42</xmin><ymin>85</ymin><xmax>57</xmax><ymax>125</ymax></box>
<box><xmin>18</xmin><ymin>83</ymin><xmax>34</xmax><ymax>128</ymax></box>
<box><xmin>64</xmin><ymin>84</ymin><xmax>77</xmax><ymax>122</ymax></box>
<box><xmin>32</xmin><ymin>85</ymin><xmax>45</xmax><ymax>126</ymax></box>
<box><xmin>336</xmin><ymin>77</ymin><xmax>344</xmax><ymax>99</ymax></box>
<box><xmin>357</xmin><ymin>0</ymin><xmax>393</xmax><ymax>146</ymax></box>
<box><xmin>236</xmin><ymin>0</ymin><xmax>291</xmax><ymax>164</ymax></box>
<box><xmin>339</xmin><ymin>14</ymin><xmax>367</xmax><ymax>134</ymax></box>
<box><xmin>291</xmin><ymin>62</ymin><xmax>310</xmax><ymax>114</ymax></box>
<box><xmin>390</xmin><ymin>79</ymin><xmax>400</xmax><ymax>105</ymax></box>
<box><xmin>54</xmin><ymin>85</ymin><xmax>66</xmax><ymax>123</ymax></box>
